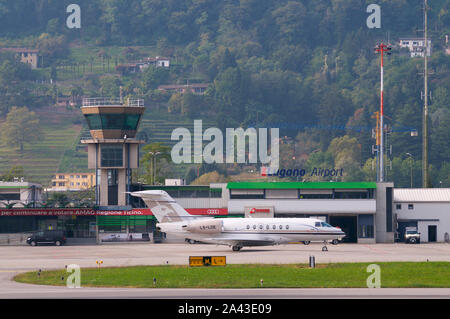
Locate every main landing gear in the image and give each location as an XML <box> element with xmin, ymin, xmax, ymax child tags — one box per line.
<box><xmin>232</xmin><ymin>245</ymin><xmax>242</xmax><ymax>252</ymax></box>
<box><xmin>322</xmin><ymin>239</ymin><xmax>339</xmax><ymax>251</ymax></box>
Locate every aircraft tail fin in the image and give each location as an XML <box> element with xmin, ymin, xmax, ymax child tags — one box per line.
<box><xmin>130</xmin><ymin>190</ymin><xmax>194</xmax><ymax>223</ymax></box>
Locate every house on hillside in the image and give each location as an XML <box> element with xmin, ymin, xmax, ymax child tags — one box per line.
<box><xmin>116</xmin><ymin>63</ymin><xmax>143</xmax><ymax>74</ymax></box>
<box><xmin>0</xmin><ymin>48</ymin><xmax>39</xmax><ymax>69</ymax></box>
<box><xmin>116</xmin><ymin>56</ymin><xmax>171</xmax><ymax>75</ymax></box>
<box><xmin>143</xmin><ymin>56</ymin><xmax>170</xmax><ymax>68</ymax></box>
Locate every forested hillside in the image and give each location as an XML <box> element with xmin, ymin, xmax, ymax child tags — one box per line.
<box><xmin>0</xmin><ymin>0</ymin><xmax>449</xmax><ymax>187</ymax></box>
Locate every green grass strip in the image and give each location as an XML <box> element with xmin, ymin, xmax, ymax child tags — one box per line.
<box><xmin>14</xmin><ymin>262</ymin><xmax>450</xmax><ymax>288</ymax></box>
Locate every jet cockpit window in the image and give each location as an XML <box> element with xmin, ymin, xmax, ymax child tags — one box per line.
<box><xmin>315</xmin><ymin>222</ymin><xmax>321</xmax><ymax>227</ymax></box>
<box><xmin>321</xmin><ymin>222</ymin><xmax>333</xmax><ymax>228</ymax></box>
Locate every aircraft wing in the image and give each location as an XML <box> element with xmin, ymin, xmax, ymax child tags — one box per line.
<box><xmin>201</xmin><ymin>237</ymin><xmax>276</xmax><ymax>247</ymax></box>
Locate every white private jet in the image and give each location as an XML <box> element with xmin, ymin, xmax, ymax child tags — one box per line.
<box><xmin>131</xmin><ymin>190</ymin><xmax>345</xmax><ymax>252</ymax></box>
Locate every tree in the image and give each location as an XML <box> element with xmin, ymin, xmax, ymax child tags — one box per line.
<box><xmin>167</xmin><ymin>93</ymin><xmax>183</xmax><ymax>114</ymax></box>
<box><xmin>214</xmin><ymin>67</ymin><xmax>247</xmax><ymax>121</ymax></box>
<box><xmin>99</xmin><ymin>75</ymin><xmax>122</xmax><ymax>97</ymax></box>
<box><xmin>0</xmin><ymin>165</ymin><xmax>25</xmax><ymax>181</ymax></box>
<box><xmin>304</xmin><ymin>151</ymin><xmax>334</xmax><ymax>181</ymax></box>
<box><xmin>1</xmin><ymin>106</ymin><xmax>42</xmax><ymax>151</ymax></box>
<box><xmin>0</xmin><ymin>57</ymin><xmax>35</xmax><ymax>114</ymax></box>
<box><xmin>142</xmin><ymin>66</ymin><xmax>169</xmax><ymax>91</ymax></box>
<box><xmin>140</xmin><ymin>142</ymin><xmax>171</xmax><ymax>184</ymax></box>
<box><xmin>431</xmin><ymin>109</ymin><xmax>450</xmax><ymax>167</ymax></box>
<box><xmin>191</xmin><ymin>171</ymin><xmax>227</xmax><ymax>185</ymax></box>
<box><xmin>47</xmin><ymin>192</ymin><xmax>70</xmax><ymax>208</ymax></box>
<box><xmin>36</xmin><ymin>33</ymin><xmax>69</xmax><ymax>66</ymax></box>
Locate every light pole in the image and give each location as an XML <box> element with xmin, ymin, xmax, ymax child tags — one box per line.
<box><xmin>422</xmin><ymin>0</ymin><xmax>430</xmax><ymax>188</ymax></box>
<box><xmin>148</xmin><ymin>151</ymin><xmax>162</xmax><ymax>185</ymax></box>
<box><xmin>374</xmin><ymin>43</ymin><xmax>392</xmax><ymax>182</ymax></box>
<box><xmin>406</xmin><ymin>153</ymin><xmax>414</xmax><ymax>188</ymax></box>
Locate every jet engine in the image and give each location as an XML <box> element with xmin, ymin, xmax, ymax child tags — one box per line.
<box><xmin>185</xmin><ymin>220</ymin><xmax>223</xmax><ymax>234</ymax></box>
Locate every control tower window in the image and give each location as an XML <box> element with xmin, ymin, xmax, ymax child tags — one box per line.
<box><xmin>84</xmin><ymin>114</ymin><xmax>141</xmax><ymax>130</ymax></box>
<box><xmin>101</xmin><ymin>144</ymin><xmax>123</xmax><ymax>167</ymax></box>
<box><xmin>124</xmin><ymin>114</ymin><xmax>140</xmax><ymax>130</ymax></box>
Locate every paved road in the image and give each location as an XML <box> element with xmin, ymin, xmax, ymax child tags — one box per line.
<box><xmin>1</xmin><ymin>243</ymin><xmax>449</xmax><ymax>298</ymax></box>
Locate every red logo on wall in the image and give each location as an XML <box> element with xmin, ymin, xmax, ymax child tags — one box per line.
<box><xmin>249</xmin><ymin>208</ymin><xmax>271</xmax><ymax>214</ymax></box>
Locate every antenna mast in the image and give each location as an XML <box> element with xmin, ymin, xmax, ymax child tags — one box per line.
<box><xmin>422</xmin><ymin>0</ymin><xmax>430</xmax><ymax>187</ymax></box>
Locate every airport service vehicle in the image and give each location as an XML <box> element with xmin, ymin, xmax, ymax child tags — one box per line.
<box><xmin>131</xmin><ymin>190</ymin><xmax>345</xmax><ymax>252</ymax></box>
<box><xmin>26</xmin><ymin>230</ymin><xmax>66</xmax><ymax>246</ymax></box>
<box><xmin>405</xmin><ymin>227</ymin><xmax>421</xmax><ymax>244</ymax></box>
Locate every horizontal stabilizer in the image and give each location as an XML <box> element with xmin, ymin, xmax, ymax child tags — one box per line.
<box><xmin>130</xmin><ymin>190</ymin><xmax>195</xmax><ymax>223</ymax></box>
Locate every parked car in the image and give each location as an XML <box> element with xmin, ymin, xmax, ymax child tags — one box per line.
<box><xmin>405</xmin><ymin>230</ymin><xmax>421</xmax><ymax>244</ymax></box>
<box><xmin>27</xmin><ymin>230</ymin><xmax>66</xmax><ymax>246</ymax></box>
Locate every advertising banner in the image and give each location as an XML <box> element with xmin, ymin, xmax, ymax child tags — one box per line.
<box><xmin>95</xmin><ymin>209</ymin><xmax>153</xmax><ymax>216</ymax></box>
<box><xmin>0</xmin><ymin>208</ymin><xmax>96</xmax><ymax>217</ymax></box>
<box><xmin>0</xmin><ymin>207</ymin><xmax>228</xmax><ymax>217</ymax></box>
<box><xmin>99</xmin><ymin>233</ymin><xmax>150</xmax><ymax>242</ymax></box>
<box><xmin>185</xmin><ymin>208</ymin><xmax>228</xmax><ymax>216</ymax></box>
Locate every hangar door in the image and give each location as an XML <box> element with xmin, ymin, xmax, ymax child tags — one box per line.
<box><xmin>329</xmin><ymin>216</ymin><xmax>357</xmax><ymax>243</ymax></box>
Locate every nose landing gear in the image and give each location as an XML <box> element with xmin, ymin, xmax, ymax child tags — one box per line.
<box><xmin>322</xmin><ymin>241</ymin><xmax>328</xmax><ymax>252</ymax></box>
<box><xmin>232</xmin><ymin>245</ymin><xmax>242</xmax><ymax>252</ymax></box>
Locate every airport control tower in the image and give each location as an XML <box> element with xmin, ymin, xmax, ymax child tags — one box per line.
<box><xmin>81</xmin><ymin>98</ymin><xmax>145</xmax><ymax>207</ymax></box>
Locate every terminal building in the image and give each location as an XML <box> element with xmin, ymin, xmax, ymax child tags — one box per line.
<box><xmin>0</xmin><ymin>179</ymin><xmax>449</xmax><ymax>244</ymax></box>
<box><xmin>130</xmin><ymin>181</ymin><xmax>450</xmax><ymax>244</ymax></box>
<box><xmin>0</xmin><ymin>182</ymin><xmax>42</xmax><ymax>208</ymax></box>
<box><xmin>133</xmin><ymin>181</ymin><xmax>391</xmax><ymax>244</ymax></box>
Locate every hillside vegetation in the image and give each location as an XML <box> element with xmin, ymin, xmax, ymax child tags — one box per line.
<box><xmin>0</xmin><ymin>0</ymin><xmax>449</xmax><ymax>187</ymax></box>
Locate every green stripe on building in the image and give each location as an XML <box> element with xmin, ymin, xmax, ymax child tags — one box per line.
<box><xmin>226</xmin><ymin>181</ymin><xmax>377</xmax><ymax>189</ymax></box>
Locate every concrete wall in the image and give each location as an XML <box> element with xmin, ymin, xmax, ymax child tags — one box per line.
<box><xmin>177</xmin><ymin>197</ymin><xmax>228</xmax><ymax>209</ymax></box>
<box><xmin>100</xmin><ymin>170</ymin><xmax>108</xmax><ymax>206</ymax></box>
<box><xmin>375</xmin><ymin>182</ymin><xmax>395</xmax><ymax>243</ymax></box>
<box><xmin>228</xmin><ymin>199</ymin><xmax>376</xmax><ymax>215</ymax></box>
